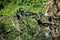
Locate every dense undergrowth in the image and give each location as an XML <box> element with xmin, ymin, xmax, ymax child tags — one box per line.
<box><xmin>0</xmin><ymin>0</ymin><xmax>55</xmax><ymax>40</ymax></box>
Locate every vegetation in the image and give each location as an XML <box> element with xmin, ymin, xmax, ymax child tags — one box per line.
<box><xmin>0</xmin><ymin>0</ymin><xmax>60</xmax><ymax>40</ymax></box>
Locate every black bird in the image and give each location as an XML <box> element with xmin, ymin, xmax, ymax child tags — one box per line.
<box><xmin>37</xmin><ymin>19</ymin><xmax>52</xmax><ymax>27</ymax></box>
<box><xmin>36</xmin><ymin>20</ymin><xmax>45</xmax><ymax>26</ymax></box>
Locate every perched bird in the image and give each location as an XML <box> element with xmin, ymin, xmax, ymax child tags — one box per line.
<box><xmin>37</xmin><ymin>19</ymin><xmax>46</xmax><ymax>26</ymax></box>
<box><xmin>37</xmin><ymin>19</ymin><xmax>52</xmax><ymax>27</ymax></box>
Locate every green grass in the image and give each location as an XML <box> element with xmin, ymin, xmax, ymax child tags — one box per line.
<box><xmin>0</xmin><ymin>0</ymin><xmax>48</xmax><ymax>16</ymax></box>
